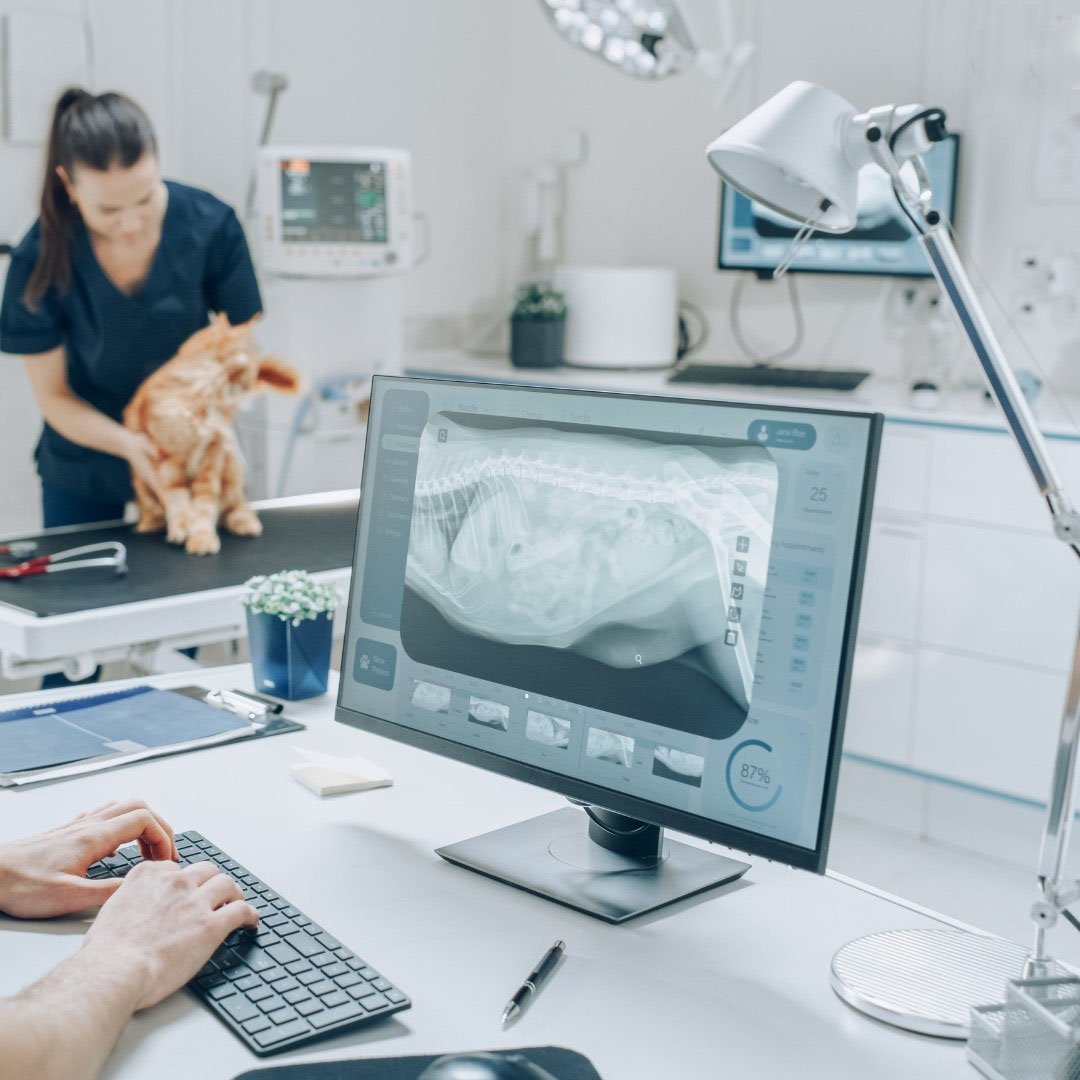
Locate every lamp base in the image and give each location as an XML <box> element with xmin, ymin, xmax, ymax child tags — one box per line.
<box><xmin>830</xmin><ymin>928</ymin><xmax>1033</xmax><ymax>1039</ymax></box>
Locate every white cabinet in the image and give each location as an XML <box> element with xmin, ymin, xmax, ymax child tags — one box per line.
<box><xmin>845</xmin><ymin>420</ymin><xmax>1080</xmax><ymax>802</ymax></box>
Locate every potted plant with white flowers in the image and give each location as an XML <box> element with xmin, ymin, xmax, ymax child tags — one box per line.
<box><xmin>241</xmin><ymin>570</ymin><xmax>341</xmax><ymax>700</ymax></box>
<box><xmin>510</xmin><ymin>282</ymin><xmax>567</xmax><ymax>368</ymax></box>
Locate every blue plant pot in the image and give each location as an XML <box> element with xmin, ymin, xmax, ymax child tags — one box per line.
<box><xmin>246</xmin><ymin>610</ymin><xmax>333</xmax><ymax>700</ymax></box>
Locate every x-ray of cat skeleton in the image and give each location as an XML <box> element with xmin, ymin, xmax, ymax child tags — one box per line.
<box><xmin>406</xmin><ymin>417</ymin><xmax>778</xmax><ymax>713</ymax></box>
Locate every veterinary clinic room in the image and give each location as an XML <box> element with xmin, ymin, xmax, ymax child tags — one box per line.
<box><xmin>4</xmin><ymin>0</ymin><xmax>1080</xmax><ymax>1077</ymax></box>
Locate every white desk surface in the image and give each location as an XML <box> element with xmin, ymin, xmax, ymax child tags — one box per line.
<box><xmin>0</xmin><ymin>666</ymin><xmax>981</xmax><ymax>1079</ymax></box>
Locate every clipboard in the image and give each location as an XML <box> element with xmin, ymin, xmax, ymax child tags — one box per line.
<box><xmin>0</xmin><ymin>685</ymin><xmax>304</xmax><ymax>788</ymax></box>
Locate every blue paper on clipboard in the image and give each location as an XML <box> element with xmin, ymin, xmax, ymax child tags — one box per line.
<box><xmin>0</xmin><ymin>686</ymin><xmax>250</xmax><ymax>774</ymax></box>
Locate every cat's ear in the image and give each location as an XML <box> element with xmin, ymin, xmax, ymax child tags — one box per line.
<box><xmin>255</xmin><ymin>356</ymin><xmax>302</xmax><ymax>394</ymax></box>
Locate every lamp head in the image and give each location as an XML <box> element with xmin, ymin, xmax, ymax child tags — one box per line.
<box><xmin>705</xmin><ymin>81</ymin><xmax>865</xmax><ymax>232</ymax></box>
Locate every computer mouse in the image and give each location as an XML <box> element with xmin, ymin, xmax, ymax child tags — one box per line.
<box><xmin>416</xmin><ymin>1051</ymin><xmax>560</xmax><ymax>1080</ymax></box>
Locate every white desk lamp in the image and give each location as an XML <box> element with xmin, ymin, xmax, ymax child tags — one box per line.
<box><xmin>706</xmin><ymin>80</ymin><xmax>1080</xmax><ymax>1037</ymax></box>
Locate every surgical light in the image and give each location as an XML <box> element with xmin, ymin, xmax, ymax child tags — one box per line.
<box><xmin>538</xmin><ymin>0</ymin><xmax>698</xmax><ymax>78</ymax></box>
<box><xmin>708</xmin><ymin>80</ymin><xmax>1080</xmax><ymax>1041</ymax></box>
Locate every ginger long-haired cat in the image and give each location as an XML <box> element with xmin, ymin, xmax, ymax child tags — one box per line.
<box><xmin>123</xmin><ymin>314</ymin><xmax>301</xmax><ymax>555</ymax></box>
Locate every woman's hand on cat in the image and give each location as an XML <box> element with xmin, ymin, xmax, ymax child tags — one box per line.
<box><xmin>123</xmin><ymin>431</ymin><xmax>168</xmax><ymax>503</ymax></box>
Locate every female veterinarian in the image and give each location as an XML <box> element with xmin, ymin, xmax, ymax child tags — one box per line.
<box><xmin>0</xmin><ymin>87</ymin><xmax>262</xmax><ymax>531</ymax></box>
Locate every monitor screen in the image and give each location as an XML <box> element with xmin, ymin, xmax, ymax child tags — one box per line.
<box><xmin>717</xmin><ymin>134</ymin><xmax>960</xmax><ymax>278</ymax></box>
<box><xmin>337</xmin><ymin>377</ymin><xmax>881</xmax><ymax>873</ymax></box>
<box><xmin>279</xmin><ymin>158</ymin><xmax>389</xmax><ymax>244</ymax></box>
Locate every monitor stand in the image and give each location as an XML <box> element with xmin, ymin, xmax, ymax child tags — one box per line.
<box><xmin>435</xmin><ymin>805</ymin><xmax>750</xmax><ymax>923</ymax></box>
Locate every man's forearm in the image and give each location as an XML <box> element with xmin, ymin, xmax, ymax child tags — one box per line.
<box><xmin>0</xmin><ymin>941</ymin><xmax>148</xmax><ymax>1080</ymax></box>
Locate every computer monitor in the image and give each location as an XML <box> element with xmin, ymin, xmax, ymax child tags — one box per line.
<box><xmin>717</xmin><ymin>133</ymin><xmax>960</xmax><ymax>278</ymax></box>
<box><xmin>336</xmin><ymin>376</ymin><xmax>882</xmax><ymax>921</ymax></box>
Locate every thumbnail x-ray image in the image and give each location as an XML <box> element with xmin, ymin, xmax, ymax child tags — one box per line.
<box><xmin>587</xmin><ymin>728</ymin><xmax>635</xmax><ymax>768</ymax></box>
<box><xmin>526</xmin><ymin>710</ymin><xmax>571</xmax><ymax>749</ymax></box>
<box><xmin>652</xmin><ymin>746</ymin><xmax>705</xmax><ymax>787</ymax></box>
<box><xmin>411</xmin><ymin>680</ymin><xmax>451</xmax><ymax>714</ymax></box>
<box><xmin>468</xmin><ymin>696</ymin><xmax>509</xmax><ymax>731</ymax></box>
<box><xmin>401</xmin><ymin>414</ymin><xmax>778</xmax><ymax>739</ymax></box>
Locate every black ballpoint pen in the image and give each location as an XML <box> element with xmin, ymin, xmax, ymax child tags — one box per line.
<box><xmin>501</xmin><ymin>940</ymin><xmax>566</xmax><ymax>1025</ymax></box>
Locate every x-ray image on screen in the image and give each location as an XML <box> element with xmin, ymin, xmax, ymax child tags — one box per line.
<box><xmin>399</xmin><ymin>414</ymin><xmax>778</xmax><ymax>740</ymax></box>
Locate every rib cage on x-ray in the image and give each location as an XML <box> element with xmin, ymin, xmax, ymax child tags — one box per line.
<box><xmin>405</xmin><ymin>417</ymin><xmax>778</xmax><ymax>715</ymax></box>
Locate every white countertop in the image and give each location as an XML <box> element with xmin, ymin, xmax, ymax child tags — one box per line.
<box><xmin>404</xmin><ymin>349</ymin><xmax>1080</xmax><ymax>440</ymax></box>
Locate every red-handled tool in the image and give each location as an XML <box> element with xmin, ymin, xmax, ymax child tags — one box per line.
<box><xmin>0</xmin><ymin>541</ymin><xmax>38</xmax><ymax>558</ymax></box>
<box><xmin>0</xmin><ymin>542</ymin><xmax>127</xmax><ymax>579</ymax></box>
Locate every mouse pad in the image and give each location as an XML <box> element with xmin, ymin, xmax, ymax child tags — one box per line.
<box><xmin>232</xmin><ymin>1047</ymin><xmax>602</xmax><ymax>1080</ymax></box>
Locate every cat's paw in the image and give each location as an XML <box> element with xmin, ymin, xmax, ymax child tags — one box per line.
<box><xmin>166</xmin><ymin>518</ymin><xmax>189</xmax><ymax>544</ymax></box>
<box><xmin>223</xmin><ymin>507</ymin><xmax>262</xmax><ymax>537</ymax></box>
<box><xmin>135</xmin><ymin>513</ymin><xmax>165</xmax><ymax>534</ymax></box>
<box><xmin>185</xmin><ymin>527</ymin><xmax>221</xmax><ymax>555</ymax></box>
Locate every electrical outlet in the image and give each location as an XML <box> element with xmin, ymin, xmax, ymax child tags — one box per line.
<box><xmin>1011</xmin><ymin>291</ymin><xmax>1043</xmax><ymax>326</ymax></box>
<box><xmin>1016</xmin><ymin>246</ymin><xmax>1047</xmax><ymax>283</ymax></box>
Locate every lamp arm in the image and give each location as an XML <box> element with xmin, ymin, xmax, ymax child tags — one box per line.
<box><xmin>915</xmin><ymin>220</ymin><xmax>1080</xmax><ymax>963</ymax></box>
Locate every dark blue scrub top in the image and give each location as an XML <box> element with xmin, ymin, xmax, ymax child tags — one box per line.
<box><xmin>0</xmin><ymin>181</ymin><xmax>262</xmax><ymax>503</ymax></box>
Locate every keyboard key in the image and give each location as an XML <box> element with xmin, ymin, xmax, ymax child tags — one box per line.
<box><xmin>347</xmin><ymin>984</ymin><xmax>375</xmax><ymax>1001</ymax></box>
<box><xmin>256</xmin><ymin>994</ymin><xmax>286</xmax><ymax>1014</ymax></box>
<box><xmin>289</xmin><ymin>933</ymin><xmax>323</xmax><ymax>958</ymax></box>
<box><xmin>323</xmin><ymin>962</ymin><xmax>348</xmax><ymax>979</ymax></box>
<box><xmin>297</xmin><ymin>970</ymin><xmax>323</xmax><ymax>986</ymax></box>
<box><xmin>220</xmin><ymin>996</ymin><xmax>260</xmax><ymax>1023</ymax></box>
<box><xmin>274</xmin><ymin>977</ymin><xmax>300</xmax><ymax>994</ymax></box>
<box><xmin>252</xmin><ymin>1019</ymin><xmax>312</xmax><ymax>1048</ymax></box>
<box><xmin>385</xmin><ymin>989</ymin><xmax>407</xmax><ymax>1004</ymax></box>
<box><xmin>266</xmin><ymin>1005</ymin><xmax>298</xmax><ymax>1025</ymax></box>
<box><xmin>283</xmin><ymin>988</ymin><xmax>311</xmax><ymax>1006</ymax></box>
<box><xmin>234</xmin><ymin>975</ymin><xmax>262</xmax><ymax>993</ymax></box>
<box><xmin>208</xmin><ymin>983</ymin><xmax>237</xmax><ymax>1002</ymax></box>
<box><xmin>315</xmin><ymin>933</ymin><xmax>341</xmax><ymax>951</ymax></box>
<box><xmin>296</xmin><ymin>999</ymin><xmax>325</xmax><ymax>1017</ymax></box>
<box><xmin>337</xmin><ymin>972</ymin><xmax>362</xmax><ymax>989</ymax></box>
<box><xmin>361</xmin><ymin>993</ymin><xmax>391</xmax><ymax>1013</ymax></box>
<box><xmin>320</xmin><ymin>990</ymin><xmax>348</xmax><ymax>1008</ymax></box>
<box><xmin>242</xmin><ymin>1015</ymin><xmax>271</xmax><ymax>1035</ymax></box>
<box><xmin>311</xmin><ymin>954</ymin><xmax>335</xmax><ymax>969</ymax></box>
<box><xmin>247</xmin><ymin>985</ymin><xmax>274</xmax><ymax>1004</ymax></box>
<box><xmin>261</xmin><ymin>967</ymin><xmax>289</xmax><ymax>983</ymax></box>
<box><xmin>359</xmin><ymin>967</ymin><xmax>379</xmax><ymax>980</ymax></box>
<box><xmin>309</xmin><ymin>1002</ymin><xmax>364</xmax><ymax>1029</ymax></box>
<box><xmin>372</xmin><ymin>978</ymin><xmax>392</xmax><ymax>992</ymax></box>
<box><xmin>266</xmin><ymin>942</ymin><xmax>302</xmax><ymax>965</ymax></box>
<box><xmin>309</xmin><ymin>980</ymin><xmax>336</xmax><ymax>997</ymax></box>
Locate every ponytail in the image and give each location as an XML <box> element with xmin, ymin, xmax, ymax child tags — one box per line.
<box><xmin>23</xmin><ymin>88</ymin><xmax>157</xmax><ymax>312</ymax></box>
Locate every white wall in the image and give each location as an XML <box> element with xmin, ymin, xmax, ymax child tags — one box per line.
<box><xmin>2</xmin><ymin>0</ymin><xmax>1080</xmax><ymax>533</ymax></box>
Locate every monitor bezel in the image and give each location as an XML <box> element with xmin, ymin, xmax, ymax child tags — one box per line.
<box><xmin>715</xmin><ymin>132</ymin><xmax>961</xmax><ymax>280</ymax></box>
<box><xmin>335</xmin><ymin>375</ymin><xmax>883</xmax><ymax>874</ymax></box>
